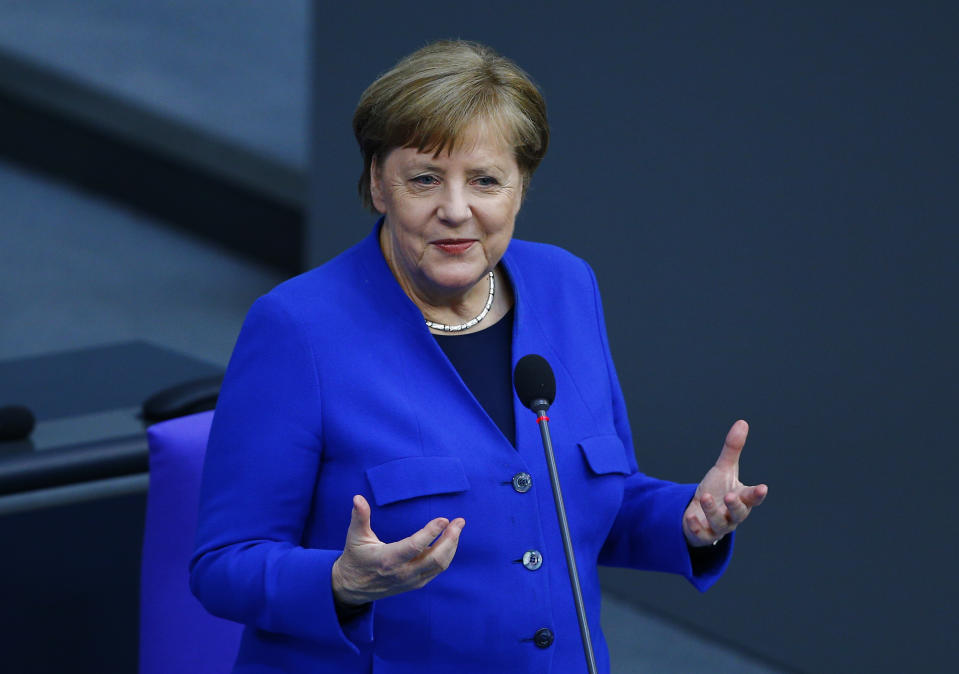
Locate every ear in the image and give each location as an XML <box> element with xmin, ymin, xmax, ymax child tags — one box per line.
<box><xmin>369</xmin><ymin>156</ymin><xmax>387</xmax><ymax>214</ymax></box>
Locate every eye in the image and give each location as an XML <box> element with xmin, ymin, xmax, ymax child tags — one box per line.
<box><xmin>473</xmin><ymin>176</ymin><xmax>500</xmax><ymax>187</ymax></box>
<box><xmin>411</xmin><ymin>174</ymin><xmax>439</xmax><ymax>186</ymax></box>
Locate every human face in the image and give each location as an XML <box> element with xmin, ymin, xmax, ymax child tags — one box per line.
<box><xmin>371</xmin><ymin>122</ymin><xmax>523</xmax><ymax>307</ymax></box>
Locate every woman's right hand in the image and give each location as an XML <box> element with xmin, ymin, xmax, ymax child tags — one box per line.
<box><xmin>330</xmin><ymin>494</ymin><xmax>466</xmax><ymax>607</ymax></box>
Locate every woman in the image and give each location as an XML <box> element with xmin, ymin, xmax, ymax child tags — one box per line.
<box><xmin>191</xmin><ymin>40</ymin><xmax>767</xmax><ymax>673</ymax></box>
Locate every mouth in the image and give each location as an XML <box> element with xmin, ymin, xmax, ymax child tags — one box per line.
<box><xmin>431</xmin><ymin>239</ymin><xmax>476</xmax><ymax>255</ymax></box>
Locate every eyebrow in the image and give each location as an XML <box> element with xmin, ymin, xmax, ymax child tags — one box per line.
<box><xmin>407</xmin><ymin>162</ymin><xmax>445</xmax><ymax>173</ymax></box>
<box><xmin>405</xmin><ymin>162</ymin><xmax>506</xmax><ymax>176</ymax></box>
<box><xmin>466</xmin><ymin>166</ymin><xmax>505</xmax><ymax>176</ymax></box>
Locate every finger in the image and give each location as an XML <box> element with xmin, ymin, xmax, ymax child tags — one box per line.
<box><xmin>739</xmin><ymin>483</ymin><xmax>768</xmax><ymax>508</ymax></box>
<box><xmin>724</xmin><ymin>491</ymin><xmax>750</xmax><ymax>524</ymax></box>
<box><xmin>715</xmin><ymin>419</ymin><xmax>749</xmax><ymax>470</ymax></box>
<box><xmin>701</xmin><ymin>493</ymin><xmax>731</xmax><ymax>534</ymax></box>
<box><xmin>684</xmin><ymin>503</ymin><xmax>715</xmax><ymax>543</ymax></box>
<box><xmin>348</xmin><ymin>494</ymin><xmax>378</xmax><ymax>541</ymax></box>
<box><xmin>395</xmin><ymin>517</ymin><xmax>452</xmax><ymax>561</ymax></box>
<box><xmin>417</xmin><ymin>517</ymin><xmax>466</xmax><ymax>576</ymax></box>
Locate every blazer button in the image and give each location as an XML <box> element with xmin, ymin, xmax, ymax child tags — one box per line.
<box><xmin>512</xmin><ymin>472</ymin><xmax>532</xmax><ymax>493</ymax></box>
<box><xmin>533</xmin><ymin>627</ymin><xmax>554</xmax><ymax>648</ymax></box>
<box><xmin>522</xmin><ymin>550</ymin><xmax>543</xmax><ymax>571</ymax></box>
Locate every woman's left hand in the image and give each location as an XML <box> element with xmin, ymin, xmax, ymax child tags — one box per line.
<box><xmin>683</xmin><ymin>420</ymin><xmax>768</xmax><ymax>547</ymax></box>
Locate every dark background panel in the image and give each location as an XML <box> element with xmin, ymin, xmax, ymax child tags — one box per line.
<box><xmin>0</xmin><ymin>342</ymin><xmax>223</xmax><ymax>421</ymax></box>
<box><xmin>309</xmin><ymin>3</ymin><xmax>958</xmax><ymax>672</ymax></box>
<box><xmin>0</xmin><ymin>493</ymin><xmax>144</xmax><ymax>674</ymax></box>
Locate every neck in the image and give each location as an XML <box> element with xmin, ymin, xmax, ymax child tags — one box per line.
<box><xmin>378</xmin><ymin>224</ymin><xmax>511</xmax><ymax>332</ymax></box>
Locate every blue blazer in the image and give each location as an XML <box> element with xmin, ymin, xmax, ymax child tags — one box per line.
<box><xmin>191</xmin><ymin>223</ymin><xmax>732</xmax><ymax>673</ymax></box>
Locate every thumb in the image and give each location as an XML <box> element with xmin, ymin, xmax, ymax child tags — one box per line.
<box><xmin>715</xmin><ymin>419</ymin><xmax>749</xmax><ymax>470</ymax></box>
<box><xmin>347</xmin><ymin>494</ymin><xmax>378</xmax><ymax>542</ymax></box>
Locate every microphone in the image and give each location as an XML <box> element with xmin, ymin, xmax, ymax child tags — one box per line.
<box><xmin>513</xmin><ymin>354</ymin><xmax>555</xmax><ymax>413</ymax></box>
<box><xmin>514</xmin><ymin>355</ymin><xmax>597</xmax><ymax>674</ymax></box>
<box><xmin>0</xmin><ymin>405</ymin><xmax>36</xmax><ymax>442</ymax></box>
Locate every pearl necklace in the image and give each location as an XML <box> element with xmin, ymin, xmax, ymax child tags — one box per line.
<box><xmin>425</xmin><ymin>272</ymin><xmax>495</xmax><ymax>332</ymax></box>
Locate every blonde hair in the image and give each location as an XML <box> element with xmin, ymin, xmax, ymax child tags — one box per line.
<box><xmin>353</xmin><ymin>40</ymin><xmax>549</xmax><ymax>211</ymax></box>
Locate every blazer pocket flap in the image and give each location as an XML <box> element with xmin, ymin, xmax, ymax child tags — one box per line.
<box><xmin>578</xmin><ymin>435</ymin><xmax>632</xmax><ymax>476</ymax></box>
<box><xmin>366</xmin><ymin>456</ymin><xmax>470</xmax><ymax>506</ymax></box>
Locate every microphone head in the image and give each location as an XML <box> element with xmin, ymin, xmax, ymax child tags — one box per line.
<box><xmin>0</xmin><ymin>404</ymin><xmax>36</xmax><ymax>441</ymax></box>
<box><xmin>514</xmin><ymin>354</ymin><xmax>556</xmax><ymax>412</ymax></box>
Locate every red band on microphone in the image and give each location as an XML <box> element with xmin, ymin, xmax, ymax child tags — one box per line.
<box><xmin>537</xmin><ymin>415</ymin><xmax>550</xmax><ymax>423</ymax></box>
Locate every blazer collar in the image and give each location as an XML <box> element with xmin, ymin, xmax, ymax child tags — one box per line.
<box><xmin>353</xmin><ymin>219</ymin><xmax>552</xmax><ymax>450</ymax></box>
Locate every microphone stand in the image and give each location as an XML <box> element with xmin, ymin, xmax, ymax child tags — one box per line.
<box><xmin>531</xmin><ymin>400</ymin><xmax>598</xmax><ymax>674</ymax></box>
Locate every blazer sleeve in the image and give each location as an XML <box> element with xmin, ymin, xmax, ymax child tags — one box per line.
<box><xmin>189</xmin><ymin>294</ymin><xmax>372</xmax><ymax>652</ymax></box>
<box><xmin>581</xmin><ymin>261</ymin><xmax>734</xmax><ymax>592</ymax></box>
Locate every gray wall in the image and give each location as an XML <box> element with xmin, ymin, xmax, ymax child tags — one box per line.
<box><xmin>309</xmin><ymin>3</ymin><xmax>958</xmax><ymax>672</ymax></box>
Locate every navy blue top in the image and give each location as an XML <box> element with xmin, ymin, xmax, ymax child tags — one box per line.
<box><xmin>434</xmin><ymin>309</ymin><xmax>516</xmax><ymax>447</ymax></box>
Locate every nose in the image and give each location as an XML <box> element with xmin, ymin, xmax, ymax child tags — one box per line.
<box><xmin>436</xmin><ymin>183</ymin><xmax>472</xmax><ymax>225</ymax></box>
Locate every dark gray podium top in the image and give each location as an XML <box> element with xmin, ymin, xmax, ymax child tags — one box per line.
<box><xmin>0</xmin><ymin>341</ymin><xmax>223</xmax><ymax>500</ymax></box>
